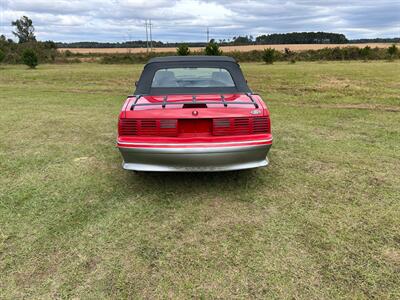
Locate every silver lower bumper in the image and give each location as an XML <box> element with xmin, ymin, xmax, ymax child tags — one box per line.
<box><xmin>118</xmin><ymin>144</ymin><xmax>271</xmax><ymax>172</ymax></box>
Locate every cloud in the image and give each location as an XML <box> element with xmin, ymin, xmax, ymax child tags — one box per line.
<box><xmin>0</xmin><ymin>0</ymin><xmax>398</xmax><ymax>42</ymax></box>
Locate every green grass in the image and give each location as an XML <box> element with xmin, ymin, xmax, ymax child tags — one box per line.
<box><xmin>1</xmin><ymin>61</ymin><xmax>399</xmax><ymax>299</ymax></box>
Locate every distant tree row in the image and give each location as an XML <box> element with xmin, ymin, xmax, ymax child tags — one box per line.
<box><xmin>56</xmin><ymin>40</ymin><xmax>168</xmax><ymax>48</ymax></box>
<box><xmin>255</xmin><ymin>32</ymin><xmax>348</xmax><ymax>44</ymax></box>
<box><xmin>350</xmin><ymin>38</ymin><xmax>400</xmax><ymax>43</ymax></box>
<box><xmin>55</xmin><ymin>35</ymin><xmax>400</xmax><ymax>49</ymax></box>
<box><xmin>56</xmin><ymin>32</ymin><xmax>353</xmax><ymax>48</ymax></box>
<box><xmin>56</xmin><ymin>41</ymin><xmax>211</xmax><ymax>48</ymax></box>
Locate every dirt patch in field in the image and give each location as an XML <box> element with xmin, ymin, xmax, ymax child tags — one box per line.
<box><xmin>318</xmin><ymin>77</ymin><xmax>362</xmax><ymax>90</ymax></box>
<box><xmin>382</xmin><ymin>248</ymin><xmax>400</xmax><ymax>264</ymax></box>
<box><xmin>315</xmin><ymin>76</ymin><xmax>369</xmax><ymax>96</ymax></box>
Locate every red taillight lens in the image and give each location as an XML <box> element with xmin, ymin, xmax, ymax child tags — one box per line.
<box><xmin>159</xmin><ymin>119</ymin><xmax>178</xmax><ymax>136</ymax></box>
<box><xmin>253</xmin><ymin>116</ymin><xmax>270</xmax><ymax>134</ymax></box>
<box><xmin>213</xmin><ymin>117</ymin><xmax>270</xmax><ymax>136</ymax></box>
<box><xmin>119</xmin><ymin>119</ymin><xmax>178</xmax><ymax>136</ymax></box>
<box><xmin>119</xmin><ymin>117</ymin><xmax>270</xmax><ymax>137</ymax></box>
<box><xmin>213</xmin><ymin>119</ymin><xmax>229</xmax><ymax>135</ymax></box>
<box><xmin>119</xmin><ymin>119</ymin><xmax>137</xmax><ymax>136</ymax></box>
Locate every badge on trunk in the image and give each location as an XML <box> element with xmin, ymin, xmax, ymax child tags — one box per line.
<box><xmin>251</xmin><ymin>109</ymin><xmax>261</xmax><ymax>115</ymax></box>
<box><xmin>192</xmin><ymin>110</ymin><xmax>199</xmax><ymax>116</ymax></box>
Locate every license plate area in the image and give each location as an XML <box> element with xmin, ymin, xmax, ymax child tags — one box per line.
<box><xmin>178</xmin><ymin>119</ymin><xmax>212</xmax><ymax>136</ymax></box>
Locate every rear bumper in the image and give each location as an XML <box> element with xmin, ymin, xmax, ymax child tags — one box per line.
<box><xmin>117</xmin><ymin>142</ymin><xmax>272</xmax><ymax>172</ymax></box>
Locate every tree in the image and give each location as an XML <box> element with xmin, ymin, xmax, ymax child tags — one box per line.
<box><xmin>0</xmin><ymin>34</ymin><xmax>13</xmax><ymax>45</ymax></box>
<box><xmin>22</xmin><ymin>49</ymin><xmax>38</xmax><ymax>68</ymax></box>
<box><xmin>0</xmin><ymin>49</ymin><xmax>5</xmax><ymax>64</ymax></box>
<box><xmin>233</xmin><ymin>36</ymin><xmax>252</xmax><ymax>45</ymax></box>
<box><xmin>11</xmin><ymin>16</ymin><xmax>36</xmax><ymax>43</ymax></box>
<box><xmin>177</xmin><ymin>44</ymin><xmax>190</xmax><ymax>55</ymax></box>
<box><xmin>205</xmin><ymin>42</ymin><xmax>222</xmax><ymax>56</ymax></box>
<box><xmin>284</xmin><ymin>47</ymin><xmax>294</xmax><ymax>58</ymax></box>
<box><xmin>42</xmin><ymin>40</ymin><xmax>57</xmax><ymax>49</ymax></box>
<box><xmin>262</xmin><ymin>48</ymin><xmax>276</xmax><ymax>64</ymax></box>
<box><xmin>387</xmin><ymin>44</ymin><xmax>399</xmax><ymax>60</ymax></box>
<box><xmin>284</xmin><ymin>48</ymin><xmax>296</xmax><ymax>63</ymax></box>
<box><xmin>360</xmin><ymin>46</ymin><xmax>371</xmax><ymax>61</ymax></box>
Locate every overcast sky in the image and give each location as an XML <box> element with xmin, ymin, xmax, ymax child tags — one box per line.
<box><xmin>1</xmin><ymin>0</ymin><xmax>399</xmax><ymax>42</ymax></box>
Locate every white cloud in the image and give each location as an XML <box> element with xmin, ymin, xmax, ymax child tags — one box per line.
<box><xmin>0</xmin><ymin>0</ymin><xmax>398</xmax><ymax>42</ymax></box>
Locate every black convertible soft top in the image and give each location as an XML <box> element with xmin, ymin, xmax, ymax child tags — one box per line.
<box><xmin>134</xmin><ymin>56</ymin><xmax>251</xmax><ymax>95</ymax></box>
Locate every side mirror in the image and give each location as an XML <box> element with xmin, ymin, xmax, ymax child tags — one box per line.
<box><xmin>135</xmin><ymin>81</ymin><xmax>138</xmax><ymax>87</ymax></box>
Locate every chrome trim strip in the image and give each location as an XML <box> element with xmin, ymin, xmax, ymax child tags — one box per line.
<box><xmin>122</xmin><ymin>159</ymin><xmax>269</xmax><ymax>172</ymax></box>
<box><xmin>118</xmin><ymin>144</ymin><xmax>268</xmax><ymax>153</ymax></box>
<box><xmin>117</xmin><ymin>138</ymin><xmax>273</xmax><ymax>147</ymax></box>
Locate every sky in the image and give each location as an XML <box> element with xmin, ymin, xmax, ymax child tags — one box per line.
<box><xmin>1</xmin><ymin>0</ymin><xmax>399</xmax><ymax>42</ymax></box>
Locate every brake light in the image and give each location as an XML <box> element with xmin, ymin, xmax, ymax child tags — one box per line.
<box><xmin>213</xmin><ymin>117</ymin><xmax>270</xmax><ymax>135</ymax></box>
<box><xmin>253</xmin><ymin>116</ymin><xmax>270</xmax><ymax>134</ymax></box>
<box><xmin>119</xmin><ymin>117</ymin><xmax>270</xmax><ymax>137</ymax></box>
<box><xmin>119</xmin><ymin>119</ymin><xmax>178</xmax><ymax>136</ymax></box>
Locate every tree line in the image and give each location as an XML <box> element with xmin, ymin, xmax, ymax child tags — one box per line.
<box><xmin>255</xmin><ymin>32</ymin><xmax>348</xmax><ymax>44</ymax></box>
<box><xmin>0</xmin><ymin>16</ymin><xmax>399</xmax><ymax>68</ymax></box>
<box><xmin>56</xmin><ymin>41</ymin><xmax>208</xmax><ymax>48</ymax></box>
<box><xmin>57</xmin><ymin>32</ymin><xmax>349</xmax><ymax>48</ymax></box>
<box><xmin>55</xmin><ymin>34</ymin><xmax>400</xmax><ymax>49</ymax></box>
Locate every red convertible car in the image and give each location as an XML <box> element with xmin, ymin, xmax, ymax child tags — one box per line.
<box><xmin>117</xmin><ymin>56</ymin><xmax>272</xmax><ymax>171</ymax></box>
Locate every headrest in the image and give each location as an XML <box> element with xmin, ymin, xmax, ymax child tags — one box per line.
<box><xmin>153</xmin><ymin>71</ymin><xmax>178</xmax><ymax>87</ymax></box>
<box><xmin>212</xmin><ymin>71</ymin><xmax>233</xmax><ymax>86</ymax></box>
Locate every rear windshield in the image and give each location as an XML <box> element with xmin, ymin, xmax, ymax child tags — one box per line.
<box><xmin>151</xmin><ymin>67</ymin><xmax>235</xmax><ymax>88</ymax></box>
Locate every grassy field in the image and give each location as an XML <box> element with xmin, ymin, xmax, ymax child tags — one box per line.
<box><xmin>59</xmin><ymin>43</ymin><xmax>399</xmax><ymax>54</ymax></box>
<box><xmin>1</xmin><ymin>61</ymin><xmax>399</xmax><ymax>299</ymax></box>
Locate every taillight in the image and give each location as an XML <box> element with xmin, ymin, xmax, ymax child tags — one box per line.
<box><xmin>119</xmin><ymin>119</ymin><xmax>137</xmax><ymax>136</ymax></box>
<box><xmin>119</xmin><ymin>117</ymin><xmax>270</xmax><ymax>137</ymax></box>
<box><xmin>253</xmin><ymin>116</ymin><xmax>270</xmax><ymax>134</ymax></box>
<box><xmin>213</xmin><ymin>117</ymin><xmax>270</xmax><ymax>136</ymax></box>
<box><xmin>119</xmin><ymin>119</ymin><xmax>178</xmax><ymax>136</ymax></box>
<box><xmin>159</xmin><ymin>119</ymin><xmax>178</xmax><ymax>136</ymax></box>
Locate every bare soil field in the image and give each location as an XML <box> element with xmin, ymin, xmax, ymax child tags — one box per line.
<box><xmin>59</xmin><ymin>43</ymin><xmax>398</xmax><ymax>54</ymax></box>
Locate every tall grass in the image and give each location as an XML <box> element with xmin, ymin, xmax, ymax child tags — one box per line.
<box><xmin>1</xmin><ymin>62</ymin><xmax>399</xmax><ymax>298</ymax></box>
